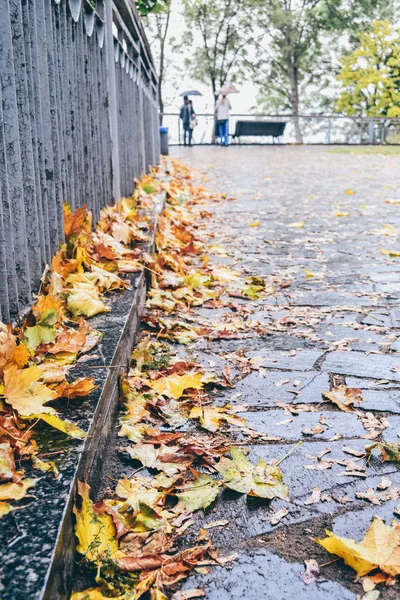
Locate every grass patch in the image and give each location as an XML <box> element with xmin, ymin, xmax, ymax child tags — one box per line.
<box><xmin>328</xmin><ymin>145</ymin><xmax>400</xmax><ymax>155</ymax></box>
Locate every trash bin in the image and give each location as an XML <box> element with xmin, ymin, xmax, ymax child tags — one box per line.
<box><xmin>160</xmin><ymin>126</ymin><xmax>169</xmax><ymax>156</ymax></box>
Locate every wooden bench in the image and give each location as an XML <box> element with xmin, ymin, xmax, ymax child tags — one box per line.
<box><xmin>232</xmin><ymin>120</ymin><xmax>287</xmax><ymax>142</ymax></box>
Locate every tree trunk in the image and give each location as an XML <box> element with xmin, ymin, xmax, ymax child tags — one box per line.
<box><xmin>158</xmin><ymin>80</ymin><xmax>164</xmax><ymax>125</ymax></box>
<box><xmin>288</xmin><ymin>66</ymin><xmax>303</xmax><ymax>144</ymax></box>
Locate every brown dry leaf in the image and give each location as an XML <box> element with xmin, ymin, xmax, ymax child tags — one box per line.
<box><xmin>317</xmin><ymin>516</ymin><xmax>400</xmax><ymax>577</ymax></box>
<box><xmin>189</xmin><ymin>405</ymin><xmax>246</xmax><ymax>432</ymax></box>
<box><xmin>304</xmin><ymin>488</ymin><xmax>321</xmax><ymax>505</ymax></box>
<box><xmin>269</xmin><ymin>508</ymin><xmax>289</xmax><ymax>525</ymax></box>
<box><xmin>377</xmin><ymin>477</ymin><xmax>392</xmax><ymax>491</ymax></box>
<box><xmin>302</xmin><ymin>424</ymin><xmax>325</xmax><ymax>436</ymax></box>
<box><xmin>356</xmin><ymin>487</ymin><xmax>398</xmax><ymax>506</ymax></box>
<box><xmin>323</xmin><ymin>386</ymin><xmax>362</xmax><ymax>412</ymax></box>
<box><xmin>55</xmin><ymin>377</ymin><xmax>96</xmax><ymax>399</ymax></box>
<box><xmin>303</xmin><ymin>559</ymin><xmax>320</xmax><ymax>584</ymax></box>
<box><xmin>0</xmin><ymin>442</ymin><xmax>16</xmax><ymax>482</ymax></box>
<box><xmin>171</xmin><ymin>590</ymin><xmax>206</xmax><ymax>600</ymax></box>
<box><xmin>343</xmin><ymin>446</ymin><xmax>365</xmax><ymax>457</ymax></box>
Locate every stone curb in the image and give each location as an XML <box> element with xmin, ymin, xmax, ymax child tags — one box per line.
<box><xmin>0</xmin><ymin>196</ymin><xmax>164</xmax><ymax>600</ymax></box>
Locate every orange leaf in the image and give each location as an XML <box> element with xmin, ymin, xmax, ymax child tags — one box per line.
<box><xmin>64</xmin><ymin>205</ymin><xmax>92</xmax><ymax>239</ymax></box>
<box><xmin>55</xmin><ymin>377</ymin><xmax>96</xmax><ymax>399</ymax></box>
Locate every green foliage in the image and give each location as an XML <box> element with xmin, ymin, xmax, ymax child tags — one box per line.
<box><xmin>249</xmin><ymin>0</ymin><xmax>395</xmax><ymax>123</ymax></box>
<box><xmin>136</xmin><ymin>0</ymin><xmax>168</xmax><ymax>16</ymax></box>
<box><xmin>336</xmin><ymin>20</ymin><xmax>400</xmax><ymax>117</ymax></box>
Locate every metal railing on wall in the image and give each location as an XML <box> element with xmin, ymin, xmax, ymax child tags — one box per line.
<box><xmin>0</xmin><ymin>0</ymin><xmax>159</xmax><ymax>322</ymax></box>
<box><xmin>162</xmin><ymin>112</ymin><xmax>400</xmax><ymax>146</ymax></box>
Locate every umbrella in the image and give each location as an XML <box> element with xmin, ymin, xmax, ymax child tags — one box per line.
<box><xmin>180</xmin><ymin>90</ymin><xmax>203</xmax><ymax>97</ymax></box>
<box><xmin>218</xmin><ymin>85</ymin><xmax>240</xmax><ymax>95</ymax></box>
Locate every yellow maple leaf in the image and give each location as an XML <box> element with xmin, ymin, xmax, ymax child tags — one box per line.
<box><xmin>212</xmin><ymin>267</ymin><xmax>241</xmax><ymax>283</ymax></box>
<box><xmin>317</xmin><ymin>517</ymin><xmax>400</xmax><ymax>577</ymax></box>
<box><xmin>67</xmin><ymin>283</ymin><xmax>110</xmax><ymax>317</ymax></box>
<box><xmin>0</xmin><ymin>478</ymin><xmax>37</xmax><ymax>501</ymax></box>
<box><xmin>249</xmin><ymin>220</ymin><xmax>260</xmax><ymax>227</ymax></box>
<box><xmin>0</xmin><ymin>501</ymin><xmax>14</xmax><ymax>518</ymax></box>
<box><xmin>334</xmin><ymin>210</ymin><xmax>349</xmax><ymax>217</ymax></box>
<box><xmin>288</xmin><ymin>221</ymin><xmax>305</xmax><ymax>228</ymax></box>
<box><xmin>73</xmin><ymin>480</ymin><xmax>119</xmax><ymax>563</ymax></box>
<box><xmin>3</xmin><ymin>365</ymin><xmax>56</xmax><ymax>416</ymax></box>
<box><xmin>31</xmin><ymin>413</ymin><xmax>86</xmax><ymax>439</ymax></box>
<box><xmin>189</xmin><ymin>405</ymin><xmax>247</xmax><ymax>432</ymax></box>
<box><xmin>345</xmin><ymin>189</ymin><xmax>356</xmax><ymax>195</ymax></box>
<box><xmin>380</xmin><ymin>224</ymin><xmax>397</xmax><ymax>237</ymax></box>
<box><xmin>380</xmin><ymin>248</ymin><xmax>400</xmax><ymax>257</ymax></box>
<box><xmin>70</xmin><ymin>590</ymin><xmax>126</xmax><ymax>600</ymax></box>
<box><xmin>150</xmin><ymin>372</ymin><xmax>204</xmax><ymax>399</ymax></box>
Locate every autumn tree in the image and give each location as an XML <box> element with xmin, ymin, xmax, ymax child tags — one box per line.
<box><xmin>335</xmin><ymin>20</ymin><xmax>400</xmax><ymax>117</ymax></box>
<box><xmin>181</xmin><ymin>0</ymin><xmax>254</xmax><ymax>104</ymax></box>
<box><xmin>248</xmin><ymin>0</ymin><xmax>394</xmax><ymax>142</ymax></box>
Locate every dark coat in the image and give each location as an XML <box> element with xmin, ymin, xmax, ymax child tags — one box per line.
<box><xmin>180</xmin><ymin>103</ymin><xmax>195</xmax><ymax>126</ymax></box>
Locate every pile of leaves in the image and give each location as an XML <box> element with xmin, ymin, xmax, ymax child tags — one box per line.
<box><xmin>72</xmin><ymin>161</ymin><xmax>290</xmax><ymax>599</ymax></box>
<box><xmin>0</xmin><ymin>171</ymin><xmax>164</xmax><ymax>517</ymax></box>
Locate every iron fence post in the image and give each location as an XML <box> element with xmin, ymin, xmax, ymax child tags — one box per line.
<box><xmin>105</xmin><ymin>0</ymin><xmax>121</xmax><ymax>201</ymax></box>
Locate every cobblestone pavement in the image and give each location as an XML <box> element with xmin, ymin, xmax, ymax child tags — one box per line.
<box><xmin>169</xmin><ymin>145</ymin><xmax>400</xmax><ymax>599</ymax></box>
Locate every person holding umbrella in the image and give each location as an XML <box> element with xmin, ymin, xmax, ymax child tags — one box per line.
<box><xmin>215</xmin><ymin>94</ymin><xmax>232</xmax><ymax>146</ymax></box>
<box><xmin>180</xmin><ymin>95</ymin><xmax>195</xmax><ymax>146</ymax></box>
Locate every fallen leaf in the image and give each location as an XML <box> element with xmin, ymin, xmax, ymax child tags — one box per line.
<box><xmin>171</xmin><ymin>590</ymin><xmax>206</xmax><ymax>600</ymax></box>
<box><xmin>269</xmin><ymin>508</ymin><xmax>289</xmax><ymax>525</ymax></box>
<box><xmin>304</xmin><ymin>488</ymin><xmax>321</xmax><ymax>505</ymax></box>
<box><xmin>173</xmin><ymin>473</ymin><xmax>219</xmax><ymax>513</ymax></box>
<box><xmin>0</xmin><ymin>501</ymin><xmax>14</xmax><ymax>518</ymax></box>
<box><xmin>0</xmin><ymin>478</ymin><xmax>37</xmax><ymax>501</ymax></box>
<box><xmin>380</xmin><ymin>248</ymin><xmax>400</xmax><ymax>257</ymax></box>
<box><xmin>377</xmin><ymin>477</ymin><xmax>392</xmax><ymax>491</ymax></box>
<box><xmin>317</xmin><ymin>516</ymin><xmax>400</xmax><ymax>577</ymax></box>
<box><xmin>3</xmin><ymin>365</ymin><xmax>56</xmax><ymax>416</ymax></box>
<box><xmin>366</xmin><ymin>441</ymin><xmax>400</xmax><ymax>463</ymax></box>
<box><xmin>303</xmin><ymin>559</ymin><xmax>320</xmax><ymax>584</ymax></box>
<box><xmin>67</xmin><ymin>283</ymin><xmax>110</xmax><ymax>317</ymax></box>
<box><xmin>55</xmin><ymin>377</ymin><xmax>96</xmax><ymax>399</ymax></box>
<box><xmin>288</xmin><ymin>221</ymin><xmax>305</xmax><ymax>228</ymax></box>
<box><xmin>215</xmin><ymin>447</ymin><xmax>289</xmax><ymax>500</ymax></box>
<box><xmin>73</xmin><ymin>480</ymin><xmax>118</xmax><ymax>563</ymax></box>
<box><xmin>302</xmin><ymin>424</ymin><xmax>325</xmax><ymax>436</ymax></box>
<box><xmin>189</xmin><ymin>406</ymin><xmax>246</xmax><ymax>432</ymax></box>
<box><xmin>151</xmin><ymin>372</ymin><xmax>204</xmax><ymax>399</ymax></box>
<box><xmin>0</xmin><ymin>442</ymin><xmax>16</xmax><ymax>482</ymax></box>
<box><xmin>323</xmin><ymin>386</ymin><xmax>362</xmax><ymax>412</ymax></box>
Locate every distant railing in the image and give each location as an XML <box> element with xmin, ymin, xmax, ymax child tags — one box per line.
<box><xmin>162</xmin><ymin>112</ymin><xmax>400</xmax><ymax>146</ymax></box>
<box><xmin>0</xmin><ymin>0</ymin><xmax>159</xmax><ymax>321</ymax></box>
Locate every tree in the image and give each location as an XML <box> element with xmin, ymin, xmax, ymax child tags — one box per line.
<box><xmin>136</xmin><ymin>0</ymin><xmax>168</xmax><ymax>16</ymax></box>
<box><xmin>335</xmin><ymin>20</ymin><xmax>400</xmax><ymax>117</ymax></box>
<box><xmin>249</xmin><ymin>0</ymin><xmax>395</xmax><ymax>142</ymax></box>
<box><xmin>181</xmin><ymin>0</ymin><xmax>254</xmax><ymax>104</ymax></box>
<box><xmin>143</xmin><ymin>1</ymin><xmax>173</xmax><ymax>122</ymax></box>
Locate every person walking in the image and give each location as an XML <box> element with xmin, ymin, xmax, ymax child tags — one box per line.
<box><xmin>215</xmin><ymin>94</ymin><xmax>232</xmax><ymax>146</ymax></box>
<box><xmin>180</xmin><ymin>95</ymin><xmax>195</xmax><ymax>146</ymax></box>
